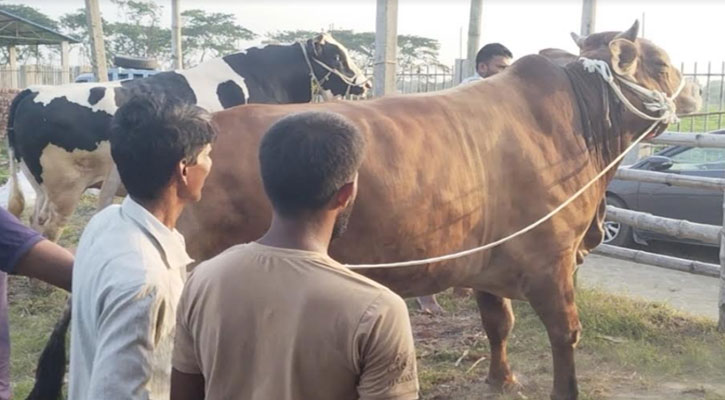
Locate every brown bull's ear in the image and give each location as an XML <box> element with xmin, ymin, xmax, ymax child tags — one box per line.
<box><xmin>615</xmin><ymin>20</ymin><xmax>640</xmax><ymax>42</ymax></box>
<box><xmin>570</xmin><ymin>32</ymin><xmax>586</xmax><ymax>49</ymax></box>
<box><xmin>609</xmin><ymin>38</ymin><xmax>639</xmax><ymax>77</ymax></box>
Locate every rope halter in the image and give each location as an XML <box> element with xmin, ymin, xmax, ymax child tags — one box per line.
<box><xmin>579</xmin><ymin>57</ymin><xmax>686</xmax><ymax>126</ymax></box>
<box><xmin>299</xmin><ymin>42</ymin><xmax>371</xmax><ymax>99</ymax></box>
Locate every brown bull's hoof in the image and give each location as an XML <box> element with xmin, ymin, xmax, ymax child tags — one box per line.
<box><xmin>485</xmin><ymin>375</ymin><xmax>522</xmax><ymax>393</ymax></box>
<box><xmin>416</xmin><ymin>295</ymin><xmax>445</xmax><ymax>315</ymax></box>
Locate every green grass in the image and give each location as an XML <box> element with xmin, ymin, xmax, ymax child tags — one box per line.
<box><xmin>413</xmin><ymin>290</ymin><xmax>725</xmax><ymax>400</ymax></box>
<box><xmin>671</xmin><ymin>104</ymin><xmax>725</xmax><ymax>133</ymax></box>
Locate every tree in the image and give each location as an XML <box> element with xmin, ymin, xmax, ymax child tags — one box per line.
<box><xmin>107</xmin><ymin>0</ymin><xmax>171</xmax><ymax>62</ymax></box>
<box><xmin>59</xmin><ymin>8</ymin><xmax>112</xmax><ymax>66</ymax></box>
<box><xmin>181</xmin><ymin>9</ymin><xmax>256</xmax><ymax>66</ymax></box>
<box><xmin>266</xmin><ymin>29</ymin><xmax>449</xmax><ymax>72</ymax></box>
<box><xmin>0</xmin><ymin>3</ymin><xmax>61</xmax><ymax>64</ymax></box>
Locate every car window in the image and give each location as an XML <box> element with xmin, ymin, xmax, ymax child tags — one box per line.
<box><xmin>670</xmin><ymin>147</ymin><xmax>725</xmax><ymax>171</ymax></box>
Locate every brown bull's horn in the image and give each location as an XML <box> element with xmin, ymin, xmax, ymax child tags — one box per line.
<box><xmin>570</xmin><ymin>32</ymin><xmax>586</xmax><ymax>49</ymax></box>
<box><xmin>615</xmin><ymin>20</ymin><xmax>640</xmax><ymax>42</ymax></box>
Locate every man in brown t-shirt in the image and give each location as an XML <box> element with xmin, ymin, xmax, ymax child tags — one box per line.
<box><xmin>171</xmin><ymin>111</ymin><xmax>419</xmax><ymax>400</ymax></box>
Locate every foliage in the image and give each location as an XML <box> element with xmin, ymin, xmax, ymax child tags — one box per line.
<box><xmin>267</xmin><ymin>29</ymin><xmax>449</xmax><ymax>71</ymax></box>
<box><xmin>107</xmin><ymin>0</ymin><xmax>171</xmax><ymax>62</ymax></box>
<box><xmin>181</xmin><ymin>10</ymin><xmax>256</xmax><ymax>67</ymax></box>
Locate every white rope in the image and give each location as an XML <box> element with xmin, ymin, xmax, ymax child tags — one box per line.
<box><xmin>347</xmin><ymin>58</ymin><xmax>685</xmax><ymax>270</ymax></box>
<box><xmin>579</xmin><ymin>58</ymin><xmax>685</xmax><ymax>125</ymax></box>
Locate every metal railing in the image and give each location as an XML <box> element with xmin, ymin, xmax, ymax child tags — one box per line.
<box><xmin>596</xmin><ymin>130</ymin><xmax>725</xmax><ymax>331</ymax></box>
<box><xmin>673</xmin><ymin>61</ymin><xmax>725</xmax><ymax>132</ymax></box>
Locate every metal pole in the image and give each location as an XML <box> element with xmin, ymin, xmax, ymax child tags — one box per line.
<box><xmin>60</xmin><ymin>41</ymin><xmax>70</xmax><ymax>84</ymax></box>
<box><xmin>373</xmin><ymin>0</ymin><xmax>397</xmax><ymax>97</ymax></box>
<box><xmin>466</xmin><ymin>0</ymin><xmax>483</xmax><ymax>77</ymax></box>
<box><xmin>85</xmin><ymin>0</ymin><xmax>108</xmax><ymax>82</ymax></box>
<box><xmin>171</xmin><ymin>0</ymin><xmax>183</xmax><ymax>69</ymax></box>
<box><xmin>580</xmin><ymin>0</ymin><xmax>597</xmax><ymax>36</ymax></box>
<box><xmin>718</xmin><ymin>191</ymin><xmax>725</xmax><ymax>332</ymax></box>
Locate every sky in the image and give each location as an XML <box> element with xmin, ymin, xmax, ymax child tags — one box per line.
<box><xmin>22</xmin><ymin>0</ymin><xmax>725</xmax><ymax>71</ymax></box>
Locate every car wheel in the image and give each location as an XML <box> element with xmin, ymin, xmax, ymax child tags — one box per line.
<box><xmin>603</xmin><ymin>196</ymin><xmax>633</xmax><ymax>247</ymax></box>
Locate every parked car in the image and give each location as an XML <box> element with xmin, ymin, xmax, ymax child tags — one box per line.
<box><xmin>604</xmin><ymin>130</ymin><xmax>725</xmax><ymax>247</ymax></box>
<box><xmin>74</xmin><ymin>55</ymin><xmax>160</xmax><ymax>83</ymax></box>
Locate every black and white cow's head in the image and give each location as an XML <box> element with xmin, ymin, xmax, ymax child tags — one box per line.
<box><xmin>305</xmin><ymin>33</ymin><xmax>370</xmax><ymax>96</ymax></box>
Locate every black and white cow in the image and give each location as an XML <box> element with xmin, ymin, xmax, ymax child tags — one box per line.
<box><xmin>7</xmin><ymin>33</ymin><xmax>369</xmax><ymax>241</ymax></box>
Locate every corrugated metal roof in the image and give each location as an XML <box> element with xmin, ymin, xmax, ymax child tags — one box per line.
<box><xmin>0</xmin><ymin>9</ymin><xmax>80</xmax><ymax>46</ymax></box>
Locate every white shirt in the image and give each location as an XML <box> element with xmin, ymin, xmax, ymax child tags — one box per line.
<box><xmin>460</xmin><ymin>73</ymin><xmax>483</xmax><ymax>85</ymax></box>
<box><xmin>69</xmin><ymin>197</ymin><xmax>193</xmax><ymax>400</ymax></box>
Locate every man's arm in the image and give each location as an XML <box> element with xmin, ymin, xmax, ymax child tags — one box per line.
<box><xmin>86</xmin><ymin>280</ymin><xmax>164</xmax><ymax>400</ymax></box>
<box><xmin>14</xmin><ymin>240</ymin><xmax>73</xmax><ymax>291</ymax></box>
<box><xmin>171</xmin><ymin>368</ymin><xmax>205</xmax><ymax>400</ymax></box>
<box><xmin>357</xmin><ymin>292</ymin><xmax>419</xmax><ymax>400</ymax></box>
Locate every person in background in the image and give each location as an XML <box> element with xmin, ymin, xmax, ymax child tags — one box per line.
<box><xmin>461</xmin><ymin>42</ymin><xmax>513</xmax><ymax>84</ymax></box>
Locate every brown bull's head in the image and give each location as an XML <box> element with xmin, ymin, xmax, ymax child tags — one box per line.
<box><xmin>571</xmin><ymin>21</ymin><xmax>702</xmax><ymax>116</ymax></box>
<box><xmin>306</xmin><ymin>33</ymin><xmax>370</xmax><ymax>96</ymax></box>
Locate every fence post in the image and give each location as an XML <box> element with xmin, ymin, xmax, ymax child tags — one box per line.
<box><xmin>373</xmin><ymin>0</ymin><xmax>398</xmax><ymax>97</ymax></box>
<box><xmin>719</xmin><ymin>191</ymin><xmax>725</xmax><ymax>332</ymax></box>
<box><xmin>8</xmin><ymin>45</ymin><xmax>17</xmax><ymax>89</ymax></box>
<box><xmin>61</xmin><ymin>41</ymin><xmax>70</xmax><ymax>84</ymax></box>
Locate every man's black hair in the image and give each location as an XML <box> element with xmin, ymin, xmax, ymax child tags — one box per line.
<box><xmin>110</xmin><ymin>95</ymin><xmax>217</xmax><ymax>201</ymax></box>
<box><xmin>476</xmin><ymin>43</ymin><xmax>513</xmax><ymax>65</ymax></box>
<box><xmin>259</xmin><ymin>111</ymin><xmax>366</xmax><ymax>217</ymax></box>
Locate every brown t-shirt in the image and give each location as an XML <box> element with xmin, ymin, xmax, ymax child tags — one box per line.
<box><xmin>173</xmin><ymin>242</ymin><xmax>419</xmax><ymax>400</ymax></box>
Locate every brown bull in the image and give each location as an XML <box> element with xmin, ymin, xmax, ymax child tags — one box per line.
<box><xmin>178</xmin><ymin>22</ymin><xmax>700</xmax><ymax>400</ymax></box>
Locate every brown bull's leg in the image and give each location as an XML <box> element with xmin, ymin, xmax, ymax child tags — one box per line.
<box><xmin>527</xmin><ymin>268</ymin><xmax>581</xmax><ymax>400</ymax></box>
<box><xmin>96</xmin><ymin>165</ymin><xmax>122</xmax><ymax>211</ymax></box>
<box><xmin>475</xmin><ymin>291</ymin><xmax>517</xmax><ymax>391</ymax></box>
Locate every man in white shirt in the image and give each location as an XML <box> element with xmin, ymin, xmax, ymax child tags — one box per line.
<box><xmin>69</xmin><ymin>95</ymin><xmax>216</xmax><ymax>400</ymax></box>
<box><xmin>461</xmin><ymin>43</ymin><xmax>513</xmax><ymax>84</ymax></box>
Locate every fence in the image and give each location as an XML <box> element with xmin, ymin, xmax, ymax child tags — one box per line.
<box><xmin>673</xmin><ymin>62</ymin><xmax>725</xmax><ymax>133</ymax></box>
<box><xmin>594</xmin><ymin>131</ymin><xmax>725</xmax><ymax>331</ymax></box>
<box><xmin>0</xmin><ymin>65</ymin><xmax>91</xmax><ymax>89</ymax></box>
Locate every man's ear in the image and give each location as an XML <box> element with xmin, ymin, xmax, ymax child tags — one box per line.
<box><xmin>177</xmin><ymin>159</ymin><xmax>189</xmax><ymax>185</ymax></box>
<box><xmin>334</xmin><ymin>181</ymin><xmax>355</xmax><ymax>209</ymax></box>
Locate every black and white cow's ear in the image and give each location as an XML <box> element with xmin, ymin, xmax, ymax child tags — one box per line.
<box><xmin>609</xmin><ymin>38</ymin><xmax>639</xmax><ymax>77</ymax></box>
<box><xmin>311</xmin><ymin>34</ymin><xmax>326</xmax><ymax>56</ymax></box>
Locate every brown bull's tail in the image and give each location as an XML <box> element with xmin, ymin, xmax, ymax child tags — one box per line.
<box><xmin>25</xmin><ymin>297</ymin><xmax>71</xmax><ymax>400</ymax></box>
<box><xmin>6</xmin><ymin>89</ymin><xmax>32</xmax><ymax>217</ymax></box>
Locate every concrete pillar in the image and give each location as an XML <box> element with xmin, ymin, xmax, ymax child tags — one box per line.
<box><xmin>373</xmin><ymin>0</ymin><xmax>398</xmax><ymax>97</ymax></box>
<box><xmin>8</xmin><ymin>45</ymin><xmax>17</xmax><ymax>89</ymax></box>
<box><xmin>466</xmin><ymin>0</ymin><xmax>483</xmax><ymax>77</ymax></box>
<box><xmin>580</xmin><ymin>0</ymin><xmax>597</xmax><ymax>36</ymax></box>
<box><xmin>171</xmin><ymin>0</ymin><xmax>183</xmax><ymax>69</ymax></box>
<box><xmin>61</xmin><ymin>41</ymin><xmax>70</xmax><ymax>84</ymax></box>
<box><xmin>85</xmin><ymin>0</ymin><xmax>108</xmax><ymax>82</ymax></box>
